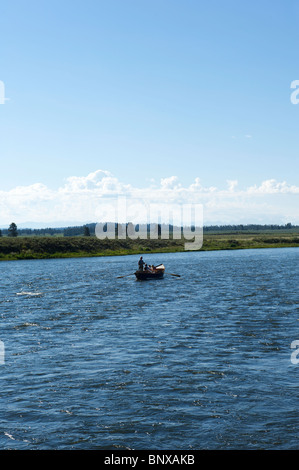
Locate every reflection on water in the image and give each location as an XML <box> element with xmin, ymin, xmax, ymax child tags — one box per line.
<box><xmin>0</xmin><ymin>248</ymin><xmax>299</xmax><ymax>449</ymax></box>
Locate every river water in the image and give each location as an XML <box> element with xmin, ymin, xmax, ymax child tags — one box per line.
<box><xmin>0</xmin><ymin>247</ymin><xmax>299</xmax><ymax>450</ymax></box>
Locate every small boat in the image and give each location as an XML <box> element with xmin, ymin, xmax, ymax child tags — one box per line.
<box><xmin>134</xmin><ymin>264</ymin><xmax>165</xmax><ymax>280</ymax></box>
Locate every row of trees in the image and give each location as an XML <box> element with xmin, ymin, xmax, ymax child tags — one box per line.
<box><xmin>204</xmin><ymin>223</ymin><xmax>295</xmax><ymax>231</ymax></box>
<box><xmin>0</xmin><ymin>222</ymin><xmax>297</xmax><ymax>238</ymax></box>
<box><xmin>0</xmin><ymin>223</ymin><xmax>93</xmax><ymax>237</ymax></box>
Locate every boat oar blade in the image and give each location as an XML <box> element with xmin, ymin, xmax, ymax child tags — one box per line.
<box><xmin>165</xmin><ymin>272</ymin><xmax>181</xmax><ymax>277</ymax></box>
<box><xmin>117</xmin><ymin>273</ymin><xmax>134</xmax><ymax>279</ymax></box>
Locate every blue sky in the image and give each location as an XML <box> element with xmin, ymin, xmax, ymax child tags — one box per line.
<box><xmin>0</xmin><ymin>0</ymin><xmax>298</xmax><ymax>225</ymax></box>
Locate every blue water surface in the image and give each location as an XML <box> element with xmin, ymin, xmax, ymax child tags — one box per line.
<box><xmin>1</xmin><ymin>248</ymin><xmax>299</xmax><ymax>449</ymax></box>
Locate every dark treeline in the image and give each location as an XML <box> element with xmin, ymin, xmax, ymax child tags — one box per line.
<box><xmin>203</xmin><ymin>223</ymin><xmax>297</xmax><ymax>232</ymax></box>
<box><xmin>63</xmin><ymin>224</ymin><xmax>95</xmax><ymax>237</ymax></box>
<box><xmin>0</xmin><ymin>223</ymin><xmax>96</xmax><ymax>237</ymax></box>
<box><xmin>0</xmin><ymin>222</ymin><xmax>297</xmax><ymax>237</ymax></box>
<box><xmin>0</xmin><ymin>227</ymin><xmax>64</xmax><ymax>236</ymax></box>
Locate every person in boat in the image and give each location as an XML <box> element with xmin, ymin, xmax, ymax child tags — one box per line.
<box><xmin>144</xmin><ymin>263</ymin><xmax>150</xmax><ymax>271</ymax></box>
<box><xmin>138</xmin><ymin>256</ymin><xmax>145</xmax><ymax>271</ymax></box>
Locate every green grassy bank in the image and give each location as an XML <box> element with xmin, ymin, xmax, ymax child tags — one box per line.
<box><xmin>0</xmin><ymin>232</ymin><xmax>298</xmax><ymax>261</ymax></box>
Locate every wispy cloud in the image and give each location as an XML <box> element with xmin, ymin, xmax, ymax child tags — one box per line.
<box><xmin>0</xmin><ymin>170</ymin><xmax>298</xmax><ymax>226</ymax></box>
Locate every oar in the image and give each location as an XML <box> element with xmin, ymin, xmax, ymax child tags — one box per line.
<box><xmin>154</xmin><ymin>264</ymin><xmax>180</xmax><ymax>277</ymax></box>
<box><xmin>117</xmin><ymin>273</ymin><xmax>135</xmax><ymax>279</ymax></box>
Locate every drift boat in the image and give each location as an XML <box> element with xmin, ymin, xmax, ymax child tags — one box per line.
<box><xmin>134</xmin><ymin>264</ymin><xmax>165</xmax><ymax>280</ymax></box>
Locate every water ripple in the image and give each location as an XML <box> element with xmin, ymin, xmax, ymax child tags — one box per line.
<box><xmin>1</xmin><ymin>248</ymin><xmax>299</xmax><ymax>449</ymax></box>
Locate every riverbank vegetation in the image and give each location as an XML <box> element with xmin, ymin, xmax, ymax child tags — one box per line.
<box><xmin>0</xmin><ymin>229</ymin><xmax>298</xmax><ymax>261</ymax></box>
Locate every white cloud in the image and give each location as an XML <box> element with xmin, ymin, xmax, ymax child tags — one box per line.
<box><xmin>60</xmin><ymin>169</ymin><xmax>132</xmax><ymax>194</ymax></box>
<box><xmin>227</xmin><ymin>180</ymin><xmax>238</xmax><ymax>192</ymax></box>
<box><xmin>247</xmin><ymin>179</ymin><xmax>299</xmax><ymax>194</ymax></box>
<box><xmin>160</xmin><ymin>176</ymin><xmax>181</xmax><ymax>190</ymax></box>
<box><xmin>0</xmin><ymin>171</ymin><xmax>298</xmax><ymax>226</ymax></box>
